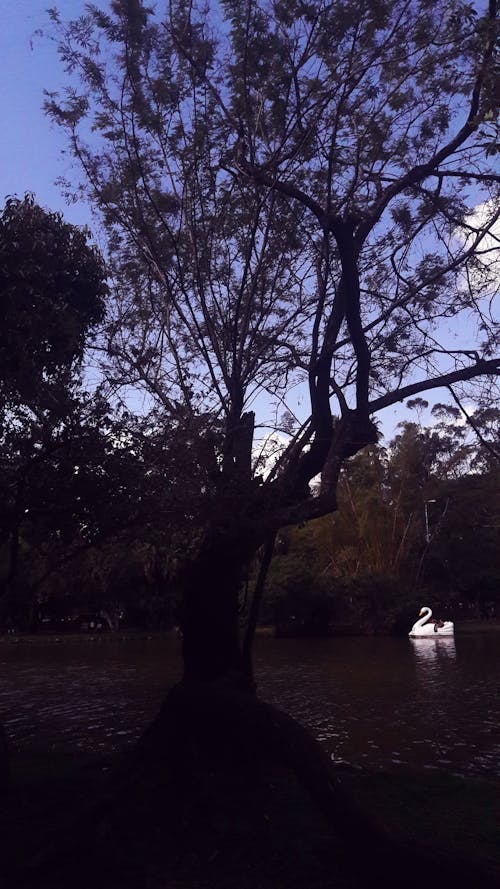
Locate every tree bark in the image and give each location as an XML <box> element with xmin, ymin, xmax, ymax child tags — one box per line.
<box><xmin>179</xmin><ymin>537</ymin><xmax>254</xmax><ymax>687</ymax></box>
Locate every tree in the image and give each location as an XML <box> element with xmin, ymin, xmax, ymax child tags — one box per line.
<box><xmin>0</xmin><ymin>194</ymin><xmax>106</xmax><ymax>406</ymax></box>
<box><xmin>31</xmin><ymin>0</ymin><xmax>500</xmax><ymax>880</ymax></box>
<box><xmin>46</xmin><ymin>0</ymin><xmax>499</xmax><ymax>685</ymax></box>
<box><xmin>422</xmin><ymin>469</ymin><xmax>500</xmax><ymax>609</ymax></box>
<box><xmin>0</xmin><ymin>195</ymin><xmax>108</xmax><ymax>610</ymax></box>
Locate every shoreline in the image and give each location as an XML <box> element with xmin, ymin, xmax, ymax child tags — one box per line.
<box><xmin>1</xmin><ymin>620</ymin><xmax>499</xmax><ymax>645</ymax></box>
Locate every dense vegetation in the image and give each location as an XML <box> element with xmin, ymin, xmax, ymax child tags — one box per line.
<box><xmin>2</xmin><ymin>396</ymin><xmax>499</xmax><ymax>633</ymax></box>
<box><xmin>266</xmin><ymin>409</ymin><xmax>500</xmax><ymax>633</ymax></box>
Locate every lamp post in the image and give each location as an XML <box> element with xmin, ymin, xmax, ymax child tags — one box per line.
<box><xmin>424</xmin><ymin>499</ymin><xmax>437</xmax><ymax>544</ymax></box>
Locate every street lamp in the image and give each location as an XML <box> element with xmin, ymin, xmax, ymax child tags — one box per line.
<box><xmin>424</xmin><ymin>499</ymin><xmax>437</xmax><ymax>544</ymax></box>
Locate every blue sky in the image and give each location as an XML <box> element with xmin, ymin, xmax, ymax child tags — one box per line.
<box><xmin>1</xmin><ymin>1</ymin><xmax>89</xmax><ymax>225</ymax></box>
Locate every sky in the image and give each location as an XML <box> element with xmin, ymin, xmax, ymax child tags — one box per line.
<box><xmin>1</xmin><ymin>1</ymin><xmax>89</xmax><ymax>225</ymax></box>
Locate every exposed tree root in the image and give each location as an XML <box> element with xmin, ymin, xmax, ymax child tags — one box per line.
<box><xmin>137</xmin><ymin>682</ymin><xmax>498</xmax><ymax>888</ymax></box>
<box><xmin>11</xmin><ymin>682</ymin><xmax>499</xmax><ymax>889</ymax></box>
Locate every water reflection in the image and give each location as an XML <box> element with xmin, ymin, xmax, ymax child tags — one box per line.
<box><xmin>410</xmin><ymin>636</ymin><xmax>456</xmax><ymax>675</ymax></box>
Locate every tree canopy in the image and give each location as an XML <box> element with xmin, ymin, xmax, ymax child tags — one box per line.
<box><xmin>0</xmin><ymin>195</ymin><xmax>108</xmax><ymax>614</ymax></box>
<box><xmin>0</xmin><ymin>194</ymin><xmax>106</xmax><ymax>408</ymax></box>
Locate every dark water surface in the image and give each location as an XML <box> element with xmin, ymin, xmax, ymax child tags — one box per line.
<box><xmin>1</xmin><ymin>634</ymin><xmax>499</xmax><ymax>777</ymax></box>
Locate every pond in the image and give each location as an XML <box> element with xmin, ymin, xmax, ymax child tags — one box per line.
<box><xmin>1</xmin><ymin>633</ymin><xmax>499</xmax><ymax>778</ymax></box>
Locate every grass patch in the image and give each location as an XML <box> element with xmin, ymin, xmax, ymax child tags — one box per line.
<box><xmin>2</xmin><ymin>751</ymin><xmax>499</xmax><ymax>888</ymax></box>
<box><xmin>339</xmin><ymin>766</ymin><xmax>500</xmax><ymax>867</ymax></box>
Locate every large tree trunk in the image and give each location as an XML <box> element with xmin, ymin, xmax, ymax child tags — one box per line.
<box><xmin>179</xmin><ymin>535</ymin><xmax>255</xmax><ymax>687</ymax></box>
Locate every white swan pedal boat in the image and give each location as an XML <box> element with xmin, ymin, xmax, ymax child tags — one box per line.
<box><xmin>409</xmin><ymin>606</ymin><xmax>454</xmax><ymax>637</ymax></box>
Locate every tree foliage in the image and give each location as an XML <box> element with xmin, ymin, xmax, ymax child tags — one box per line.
<box><xmin>0</xmin><ymin>194</ymin><xmax>106</xmax><ymax>407</ymax></box>
<box><xmin>0</xmin><ymin>196</ymin><xmax>108</xmax><ymax>613</ymax></box>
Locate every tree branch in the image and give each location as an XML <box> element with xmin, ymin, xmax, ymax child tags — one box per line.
<box><xmin>368</xmin><ymin>358</ymin><xmax>500</xmax><ymax>413</ymax></box>
<box><xmin>447</xmin><ymin>385</ymin><xmax>500</xmax><ymax>462</ymax></box>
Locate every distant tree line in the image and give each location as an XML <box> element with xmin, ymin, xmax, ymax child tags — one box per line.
<box><xmin>263</xmin><ymin>409</ymin><xmax>499</xmax><ymax>635</ymax></box>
